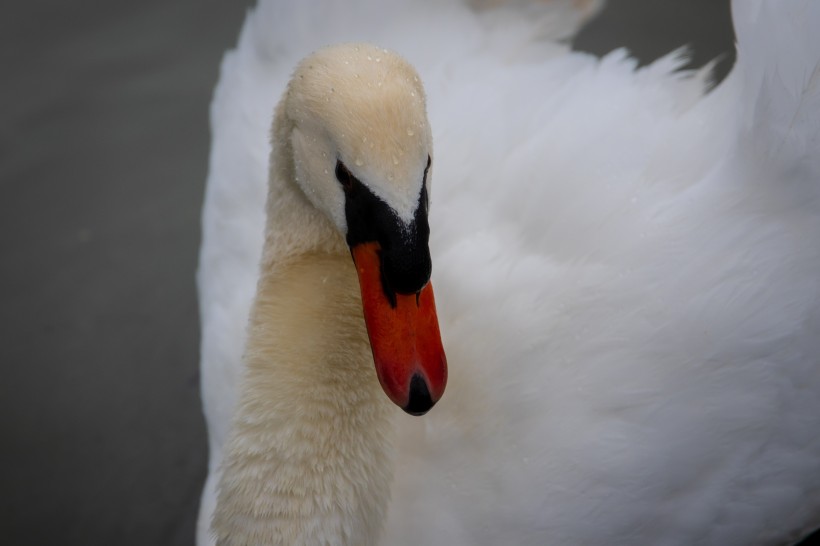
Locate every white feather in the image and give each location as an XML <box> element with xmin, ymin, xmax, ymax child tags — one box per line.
<box><xmin>198</xmin><ymin>0</ymin><xmax>820</xmax><ymax>544</ymax></box>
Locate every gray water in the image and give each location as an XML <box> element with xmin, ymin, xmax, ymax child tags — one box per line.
<box><xmin>0</xmin><ymin>1</ymin><xmax>735</xmax><ymax>545</ymax></box>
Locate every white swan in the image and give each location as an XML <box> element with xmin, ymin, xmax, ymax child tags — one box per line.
<box><xmin>197</xmin><ymin>0</ymin><xmax>820</xmax><ymax>544</ymax></box>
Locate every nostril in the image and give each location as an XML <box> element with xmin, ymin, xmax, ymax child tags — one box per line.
<box><xmin>403</xmin><ymin>374</ymin><xmax>435</xmax><ymax>416</ymax></box>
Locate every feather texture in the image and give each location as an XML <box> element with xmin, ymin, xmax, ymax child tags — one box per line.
<box><xmin>198</xmin><ymin>1</ymin><xmax>820</xmax><ymax>544</ymax></box>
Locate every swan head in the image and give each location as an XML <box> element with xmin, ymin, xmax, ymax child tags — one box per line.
<box><xmin>282</xmin><ymin>44</ymin><xmax>446</xmax><ymax>415</ymax></box>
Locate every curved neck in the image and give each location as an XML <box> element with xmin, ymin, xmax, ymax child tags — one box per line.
<box><xmin>212</xmin><ymin>100</ymin><xmax>395</xmax><ymax>545</ymax></box>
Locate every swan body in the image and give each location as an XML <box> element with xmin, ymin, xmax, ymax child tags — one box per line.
<box><xmin>197</xmin><ymin>1</ymin><xmax>820</xmax><ymax>544</ymax></box>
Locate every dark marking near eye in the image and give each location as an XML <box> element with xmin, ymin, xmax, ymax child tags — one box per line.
<box><xmin>335</xmin><ymin>160</ymin><xmax>355</xmax><ymax>191</ymax></box>
<box><xmin>337</xmin><ymin>158</ymin><xmax>433</xmax><ymax>306</ymax></box>
<box><xmin>423</xmin><ymin>155</ymin><xmax>431</xmax><ymax>209</ymax></box>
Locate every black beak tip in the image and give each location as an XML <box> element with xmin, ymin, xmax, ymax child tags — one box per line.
<box><xmin>403</xmin><ymin>374</ymin><xmax>435</xmax><ymax>416</ymax></box>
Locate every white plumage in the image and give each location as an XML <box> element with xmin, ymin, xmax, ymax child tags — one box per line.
<box><xmin>197</xmin><ymin>1</ymin><xmax>820</xmax><ymax>544</ymax></box>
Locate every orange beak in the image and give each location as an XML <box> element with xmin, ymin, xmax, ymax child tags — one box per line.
<box><xmin>351</xmin><ymin>242</ymin><xmax>447</xmax><ymax>415</ymax></box>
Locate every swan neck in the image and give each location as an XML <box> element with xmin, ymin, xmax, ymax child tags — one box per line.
<box><xmin>212</xmin><ymin>100</ymin><xmax>395</xmax><ymax>545</ymax></box>
<box><xmin>213</xmin><ymin>253</ymin><xmax>395</xmax><ymax>545</ymax></box>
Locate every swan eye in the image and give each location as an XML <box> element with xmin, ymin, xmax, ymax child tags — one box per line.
<box><xmin>422</xmin><ymin>155</ymin><xmax>431</xmax><ymax>209</ymax></box>
<box><xmin>335</xmin><ymin>160</ymin><xmax>356</xmax><ymax>192</ymax></box>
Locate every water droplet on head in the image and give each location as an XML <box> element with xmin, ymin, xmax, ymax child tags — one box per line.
<box><xmin>367</xmin><ymin>55</ymin><xmax>372</xmax><ymax>61</ymax></box>
<box><xmin>410</xmin><ymin>91</ymin><xmax>415</xmax><ymax>97</ymax></box>
<box><xmin>407</xmin><ymin>128</ymin><xmax>415</xmax><ymax>136</ymax></box>
<box><xmin>355</xmin><ymin>158</ymin><xmax>364</xmax><ymax>167</ymax></box>
<box><xmin>323</xmin><ymin>168</ymin><xmax>328</xmax><ymax>174</ymax></box>
<box><xmin>392</xmin><ymin>156</ymin><xmax>399</xmax><ymax>165</ymax></box>
<box><xmin>375</xmin><ymin>57</ymin><xmax>381</xmax><ymax>63</ymax></box>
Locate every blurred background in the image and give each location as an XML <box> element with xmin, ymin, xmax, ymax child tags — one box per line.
<box><xmin>1</xmin><ymin>1</ymin><xmax>736</xmax><ymax>545</ymax></box>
